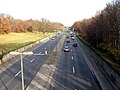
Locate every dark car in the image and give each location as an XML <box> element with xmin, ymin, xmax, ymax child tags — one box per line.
<box><xmin>66</xmin><ymin>39</ymin><xmax>70</xmax><ymax>43</ymax></box>
<box><xmin>73</xmin><ymin>43</ymin><xmax>77</xmax><ymax>47</ymax></box>
<box><xmin>66</xmin><ymin>36</ymin><xmax>69</xmax><ymax>38</ymax></box>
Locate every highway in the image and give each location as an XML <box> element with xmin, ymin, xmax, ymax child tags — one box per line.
<box><xmin>49</xmin><ymin>33</ymin><xmax>119</xmax><ymax>90</ymax></box>
<box><xmin>0</xmin><ymin>34</ymin><xmax>62</xmax><ymax>90</ymax></box>
<box><xmin>0</xmin><ymin>32</ymin><xmax>120</xmax><ymax>90</ymax></box>
<box><xmin>49</xmin><ymin>35</ymin><xmax>98</xmax><ymax>90</ymax></box>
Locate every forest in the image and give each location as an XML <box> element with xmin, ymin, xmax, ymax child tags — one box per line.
<box><xmin>0</xmin><ymin>14</ymin><xmax>63</xmax><ymax>34</ymax></box>
<box><xmin>72</xmin><ymin>0</ymin><xmax>120</xmax><ymax>63</ymax></box>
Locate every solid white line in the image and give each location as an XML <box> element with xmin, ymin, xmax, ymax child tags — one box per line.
<box><xmin>72</xmin><ymin>56</ymin><xmax>74</xmax><ymax>60</ymax></box>
<box><xmin>72</xmin><ymin>67</ymin><xmax>75</xmax><ymax>73</ymax></box>
<box><xmin>15</xmin><ymin>70</ymin><xmax>21</xmax><ymax>77</ymax></box>
<box><xmin>30</xmin><ymin>58</ymin><xmax>34</xmax><ymax>63</ymax></box>
<box><xmin>71</xmin><ymin>50</ymin><xmax>72</xmax><ymax>52</ymax></box>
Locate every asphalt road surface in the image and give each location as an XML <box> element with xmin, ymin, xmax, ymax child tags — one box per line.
<box><xmin>49</xmin><ymin>35</ymin><xmax>98</xmax><ymax>90</ymax></box>
<box><xmin>49</xmin><ymin>33</ymin><xmax>118</xmax><ymax>90</ymax></box>
<box><xmin>0</xmin><ymin>34</ymin><xmax>62</xmax><ymax>90</ymax></box>
<box><xmin>0</xmin><ymin>32</ymin><xmax>119</xmax><ymax>90</ymax></box>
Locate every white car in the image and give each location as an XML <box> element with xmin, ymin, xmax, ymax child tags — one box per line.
<box><xmin>51</xmin><ymin>37</ymin><xmax>55</xmax><ymax>40</ymax></box>
<box><xmin>71</xmin><ymin>36</ymin><xmax>75</xmax><ymax>40</ymax></box>
<box><xmin>64</xmin><ymin>46</ymin><xmax>70</xmax><ymax>52</ymax></box>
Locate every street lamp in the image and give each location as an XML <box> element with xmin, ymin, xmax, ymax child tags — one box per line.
<box><xmin>37</xmin><ymin>29</ymin><xmax>39</xmax><ymax>43</ymax></box>
<box><xmin>0</xmin><ymin>51</ymin><xmax>3</xmax><ymax>64</ymax></box>
<box><xmin>43</xmin><ymin>32</ymin><xmax>51</xmax><ymax>54</ymax></box>
<box><xmin>10</xmin><ymin>51</ymin><xmax>33</xmax><ymax>90</ymax></box>
<box><xmin>48</xmin><ymin>35</ymin><xmax>51</xmax><ymax>54</ymax></box>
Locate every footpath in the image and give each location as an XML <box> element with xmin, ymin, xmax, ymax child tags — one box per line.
<box><xmin>26</xmin><ymin>35</ymin><xmax>66</xmax><ymax>90</ymax></box>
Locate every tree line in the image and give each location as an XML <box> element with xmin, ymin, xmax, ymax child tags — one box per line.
<box><xmin>0</xmin><ymin>14</ymin><xmax>63</xmax><ymax>34</ymax></box>
<box><xmin>72</xmin><ymin>0</ymin><xmax>120</xmax><ymax>61</ymax></box>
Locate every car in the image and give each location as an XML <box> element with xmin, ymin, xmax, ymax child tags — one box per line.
<box><xmin>66</xmin><ymin>36</ymin><xmax>69</xmax><ymax>38</ymax></box>
<box><xmin>70</xmin><ymin>31</ymin><xmax>73</xmax><ymax>35</ymax></box>
<box><xmin>51</xmin><ymin>36</ymin><xmax>55</xmax><ymax>40</ymax></box>
<box><xmin>64</xmin><ymin>46</ymin><xmax>70</xmax><ymax>52</ymax></box>
<box><xmin>71</xmin><ymin>36</ymin><xmax>75</xmax><ymax>40</ymax></box>
<box><xmin>66</xmin><ymin>39</ymin><xmax>70</xmax><ymax>43</ymax></box>
<box><xmin>73</xmin><ymin>43</ymin><xmax>77</xmax><ymax>47</ymax></box>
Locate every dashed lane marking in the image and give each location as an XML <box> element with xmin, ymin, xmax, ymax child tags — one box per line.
<box><xmin>30</xmin><ymin>58</ymin><xmax>34</xmax><ymax>63</ymax></box>
<box><xmin>15</xmin><ymin>70</ymin><xmax>21</xmax><ymax>77</ymax></box>
<box><xmin>72</xmin><ymin>56</ymin><xmax>74</xmax><ymax>60</ymax></box>
<box><xmin>73</xmin><ymin>67</ymin><xmax>75</xmax><ymax>73</ymax></box>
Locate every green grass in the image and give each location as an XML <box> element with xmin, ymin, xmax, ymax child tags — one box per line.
<box><xmin>0</xmin><ymin>32</ymin><xmax>54</xmax><ymax>54</ymax></box>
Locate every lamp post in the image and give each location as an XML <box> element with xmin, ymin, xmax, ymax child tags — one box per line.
<box><xmin>0</xmin><ymin>51</ymin><xmax>3</xmax><ymax>64</ymax></box>
<box><xmin>43</xmin><ymin>33</ymin><xmax>51</xmax><ymax>54</ymax></box>
<box><xmin>10</xmin><ymin>51</ymin><xmax>33</xmax><ymax>90</ymax></box>
<box><xmin>37</xmin><ymin>29</ymin><xmax>39</xmax><ymax>43</ymax></box>
<box><xmin>10</xmin><ymin>51</ymin><xmax>48</xmax><ymax>90</ymax></box>
<box><xmin>48</xmin><ymin>35</ymin><xmax>51</xmax><ymax>54</ymax></box>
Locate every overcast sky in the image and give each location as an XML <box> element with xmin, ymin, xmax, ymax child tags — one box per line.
<box><xmin>0</xmin><ymin>0</ymin><xmax>112</xmax><ymax>26</ymax></box>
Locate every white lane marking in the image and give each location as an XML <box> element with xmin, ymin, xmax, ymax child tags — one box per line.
<box><xmin>75</xmin><ymin>89</ymin><xmax>77</xmax><ymax>90</ymax></box>
<box><xmin>72</xmin><ymin>67</ymin><xmax>75</xmax><ymax>73</ymax></box>
<box><xmin>72</xmin><ymin>56</ymin><xmax>74</xmax><ymax>60</ymax></box>
<box><xmin>71</xmin><ymin>50</ymin><xmax>72</xmax><ymax>52</ymax></box>
<box><xmin>30</xmin><ymin>58</ymin><xmax>34</xmax><ymax>63</ymax></box>
<box><xmin>15</xmin><ymin>70</ymin><xmax>22</xmax><ymax>77</ymax></box>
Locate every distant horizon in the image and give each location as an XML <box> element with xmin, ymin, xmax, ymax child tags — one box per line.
<box><xmin>0</xmin><ymin>0</ymin><xmax>112</xmax><ymax>26</ymax></box>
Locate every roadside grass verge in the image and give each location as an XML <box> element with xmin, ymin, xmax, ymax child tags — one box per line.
<box><xmin>77</xmin><ymin>36</ymin><xmax>120</xmax><ymax>74</ymax></box>
<box><xmin>0</xmin><ymin>32</ymin><xmax>54</xmax><ymax>54</ymax></box>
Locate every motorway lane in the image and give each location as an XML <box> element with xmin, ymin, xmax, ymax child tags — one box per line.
<box><xmin>50</xmin><ymin>35</ymin><xmax>99</xmax><ymax>90</ymax></box>
<box><xmin>50</xmin><ymin>43</ymin><xmax>74</xmax><ymax>90</ymax></box>
<box><xmin>76</xmin><ymin>37</ymin><xmax>119</xmax><ymax>90</ymax></box>
<box><xmin>71</xmin><ymin>39</ymin><xmax>99</xmax><ymax>90</ymax></box>
<box><xmin>0</xmin><ymin>34</ymin><xmax>62</xmax><ymax>90</ymax></box>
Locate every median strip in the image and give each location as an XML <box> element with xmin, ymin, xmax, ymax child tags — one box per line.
<box><xmin>26</xmin><ymin>35</ymin><xmax>66</xmax><ymax>90</ymax></box>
